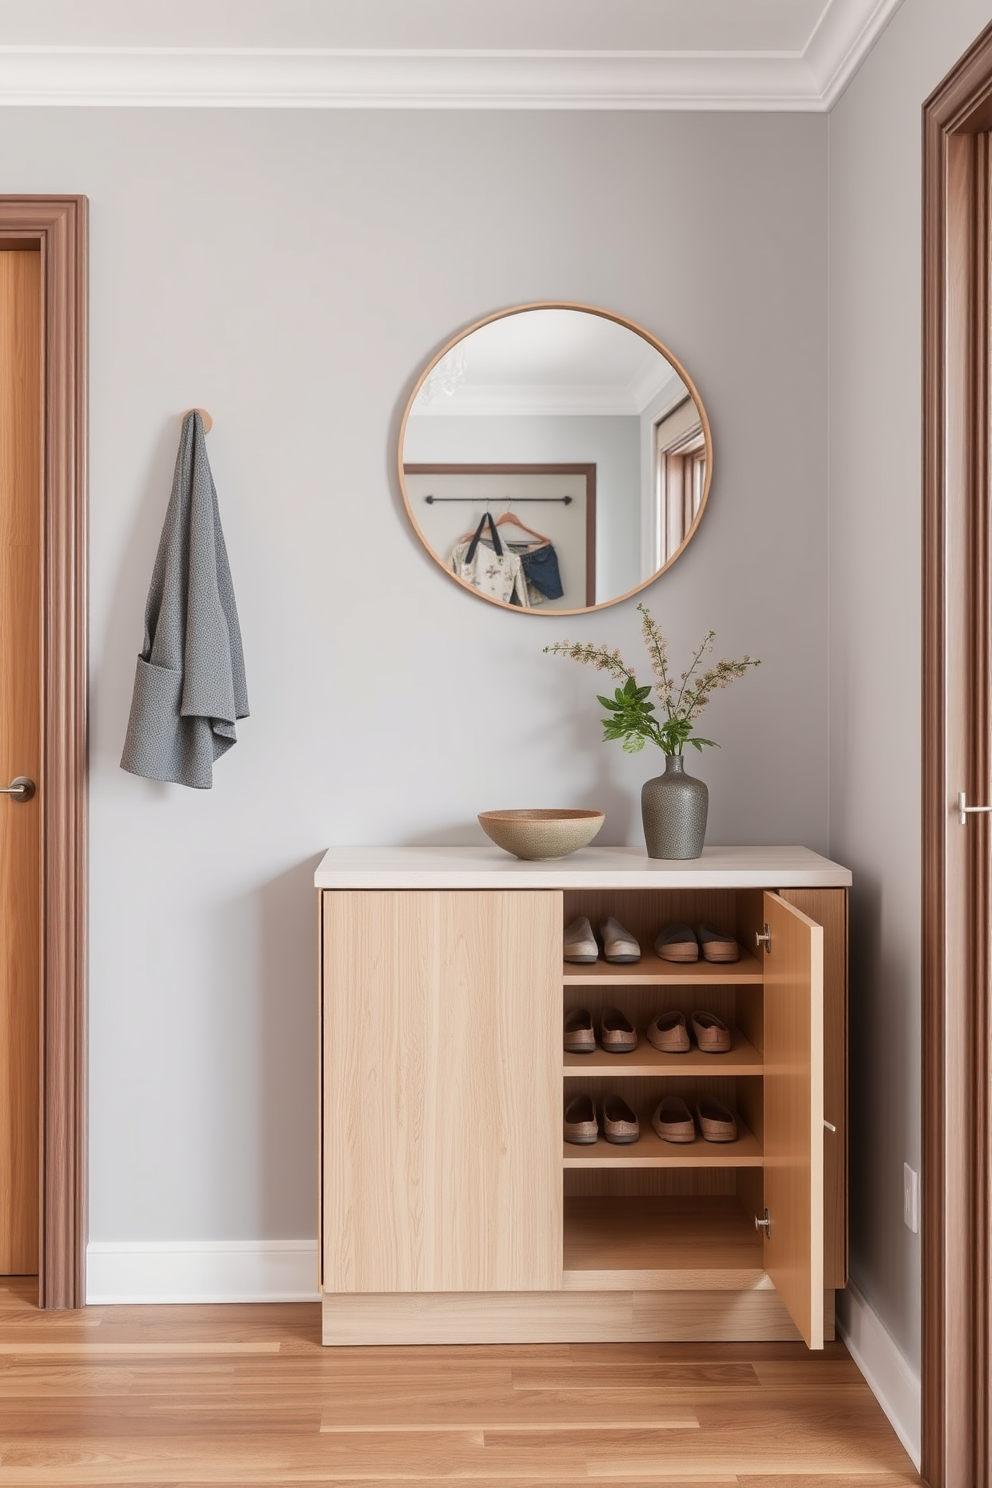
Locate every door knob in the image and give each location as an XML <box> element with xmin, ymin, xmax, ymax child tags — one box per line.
<box><xmin>0</xmin><ymin>776</ymin><xmax>35</xmax><ymax>803</ymax></box>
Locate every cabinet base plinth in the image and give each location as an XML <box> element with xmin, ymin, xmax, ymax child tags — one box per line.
<box><xmin>322</xmin><ymin>1289</ymin><xmax>835</xmax><ymax>1347</ymax></box>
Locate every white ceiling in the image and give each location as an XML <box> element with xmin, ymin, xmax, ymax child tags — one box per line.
<box><xmin>411</xmin><ymin>309</ymin><xmax>686</xmax><ymax>418</ymax></box>
<box><xmin>0</xmin><ymin>0</ymin><xmax>906</xmax><ymax>110</ymax></box>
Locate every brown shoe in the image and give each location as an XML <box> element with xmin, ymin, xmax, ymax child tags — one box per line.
<box><xmin>646</xmin><ymin>1010</ymin><xmax>690</xmax><ymax>1053</ymax></box>
<box><xmin>696</xmin><ymin>1097</ymin><xmax>738</xmax><ymax>1142</ymax></box>
<box><xmin>563</xmin><ymin>916</ymin><xmax>598</xmax><ymax>964</ymax></box>
<box><xmin>651</xmin><ymin>1095</ymin><xmax>695</xmax><ymax>1143</ymax></box>
<box><xmin>654</xmin><ymin>923</ymin><xmax>699</xmax><ymax>962</ymax></box>
<box><xmin>691</xmin><ymin>1010</ymin><xmax>732</xmax><ymax>1053</ymax></box>
<box><xmin>600</xmin><ymin>1006</ymin><xmax>638</xmax><ymax>1054</ymax></box>
<box><xmin>602</xmin><ymin>1094</ymin><xmax>640</xmax><ymax>1144</ymax></box>
<box><xmin>696</xmin><ymin>924</ymin><xmax>739</xmax><ymax>963</ymax></box>
<box><xmin>564</xmin><ymin>1094</ymin><xmax>598</xmax><ymax>1144</ymax></box>
<box><xmin>563</xmin><ymin>1008</ymin><xmax>595</xmax><ymax>1054</ymax></box>
<box><xmin>600</xmin><ymin>916</ymin><xmax>641</xmax><ymax>963</ymax></box>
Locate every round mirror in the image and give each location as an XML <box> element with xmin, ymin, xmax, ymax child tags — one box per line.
<box><xmin>399</xmin><ymin>303</ymin><xmax>712</xmax><ymax>615</ymax></box>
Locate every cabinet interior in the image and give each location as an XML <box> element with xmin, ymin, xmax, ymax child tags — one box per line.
<box><xmin>561</xmin><ymin>886</ymin><xmax>783</xmax><ymax>1290</ymax></box>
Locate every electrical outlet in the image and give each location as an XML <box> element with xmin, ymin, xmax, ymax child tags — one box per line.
<box><xmin>903</xmin><ymin>1163</ymin><xmax>919</xmax><ymax>1233</ymax></box>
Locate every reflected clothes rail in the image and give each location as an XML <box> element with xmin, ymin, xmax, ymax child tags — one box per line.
<box><xmin>423</xmin><ymin>494</ymin><xmax>574</xmax><ymax>505</ymax></box>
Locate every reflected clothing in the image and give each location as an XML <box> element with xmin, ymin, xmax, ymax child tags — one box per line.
<box><xmin>519</xmin><ymin>542</ymin><xmax>564</xmax><ymax>602</ymax></box>
<box><xmin>449</xmin><ymin>513</ymin><xmax>530</xmax><ymax>608</ymax></box>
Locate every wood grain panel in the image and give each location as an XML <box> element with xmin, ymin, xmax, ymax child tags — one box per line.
<box><xmin>564</xmin><ymin>1166</ymin><xmax>737</xmax><ymax>1198</ymax></box>
<box><xmin>562</xmin><ymin>889</ymin><xmax>747</xmax><ymax>953</ymax></box>
<box><xmin>778</xmin><ymin>888</ymin><xmax>847</xmax><ymax>1288</ymax></box>
<box><xmin>562</xmin><ymin>1195</ymin><xmax>767</xmax><ymax>1291</ymax></box>
<box><xmin>0</xmin><ymin>249</ymin><xmax>41</xmax><ymax>1276</ymax></box>
<box><xmin>564</xmin><ymin>949</ymin><xmax>763</xmax><ymax>987</ymax></box>
<box><xmin>321</xmin><ymin>1287</ymin><xmax>811</xmax><ymax>1346</ymax></box>
<box><xmin>761</xmin><ymin>893</ymin><xmax>823</xmax><ymax>1349</ymax></box>
<box><xmin>321</xmin><ymin>890</ymin><xmax>562</xmax><ymax>1294</ymax></box>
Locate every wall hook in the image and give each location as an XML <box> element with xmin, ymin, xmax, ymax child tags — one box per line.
<box><xmin>181</xmin><ymin>407</ymin><xmax>213</xmax><ymax>434</ymax></box>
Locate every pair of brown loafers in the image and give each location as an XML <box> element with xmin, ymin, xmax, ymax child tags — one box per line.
<box><xmin>655</xmin><ymin>923</ymin><xmax>740</xmax><ymax>963</ymax></box>
<box><xmin>564</xmin><ymin>1006</ymin><xmax>638</xmax><ymax>1054</ymax></box>
<box><xmin>646</xmin><ymin>1009</ymin><xmax>731</xmax><ymax>1054</ymax></box>
<box><xmin>563</xmin><ymin>1093</ymin><xmax>640</xmax><ymax>1145</ymax></box>
<box><xmin>652</xmin><ymin>1095</ymin><xmax>738</xmax><ymax>1144</ymax></box>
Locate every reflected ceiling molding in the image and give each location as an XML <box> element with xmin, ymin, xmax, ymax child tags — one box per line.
<box><xmin>412</xmin><ymin>371</ymin><xmax>684</xmax><ymax>420</ymax></box>
<box><xmin>411</xmin><ymin>383</ymin><xmax>657</xmax><ymax>418</ymax></box>
<box><xmin>0</xmin><ymin>0</ymin><xmax>906</xmax><ymax>111</ymax></box>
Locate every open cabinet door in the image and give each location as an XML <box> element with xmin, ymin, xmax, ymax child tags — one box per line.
<box><xmin>761</xmin><ymin>892</ymin><xmax>824</xmax><ymax>1348</ymax></box>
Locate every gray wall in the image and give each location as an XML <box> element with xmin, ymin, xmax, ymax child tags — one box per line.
<box><xmin>0</xmin><ymin>109</ymin><xmax>827</xmax><ymax>1245</ymax></box>
<box><xmin>828</xmin><ymin>0</ymin><xmax>992</xmax><ymax>1376</ymax></box>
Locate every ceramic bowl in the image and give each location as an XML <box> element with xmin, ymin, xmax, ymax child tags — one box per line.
<box><xmin>478</xmin><ymin>809</ymin><xmax>605</xmax><ymax>860</ymax></box>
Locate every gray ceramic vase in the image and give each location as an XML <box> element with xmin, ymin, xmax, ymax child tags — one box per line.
<box><xmin>641</xmin><ymin>754</ymin><xmax>708</xmax><ymax>860</ymax></box>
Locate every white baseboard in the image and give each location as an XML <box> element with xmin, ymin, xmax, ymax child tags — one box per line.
<box><xmin>85</xmin><ymin>1239</ymin><xmax>320</xmax><ymax>1304</ymax></box>
<box><xmin>836</xmin><ymin>1281</ymin><xmax>921</xmax><ymax>1471</ymax></box>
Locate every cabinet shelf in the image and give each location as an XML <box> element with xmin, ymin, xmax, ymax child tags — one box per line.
<box><xmin>562</xmin><ymin>1117</ymin><xmax>762</xmax><ymax>1168</ymax></box>
<box><xmin>563</xmin><ymin>1026</ymin><xmax>761</xmax><ymax>1077</ymax></box>
<box><xmin>562</xmin><ymin>1195</ymin><xmax>766</xmax><ymax>1291</ymax></box>
<box><xmin>563</xmin><ymin>947</ymin><xmax>763</xmax><ymax>987</ymax></box>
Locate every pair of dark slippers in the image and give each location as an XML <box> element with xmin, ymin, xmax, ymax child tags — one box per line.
<box><xmin>655</xmin><ymin>923</ymin><xmax>739</xmax><ymax>963</ymax></box>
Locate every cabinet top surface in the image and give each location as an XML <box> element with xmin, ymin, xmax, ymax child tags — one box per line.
<box><xmin>313</xmin><ymin>844</ymin><xmax>851</xmax><ymax>889</ymax></box>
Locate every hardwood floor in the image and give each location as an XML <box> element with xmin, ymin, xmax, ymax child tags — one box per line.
<box><xmin>0</xmin><ymin>1278</ymin><xmax>919</xmax><ymax>1485</ymax></box>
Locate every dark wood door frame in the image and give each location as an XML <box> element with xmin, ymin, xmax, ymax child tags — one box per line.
<box><xmin>922</xmin><ymin>28</ymin><xmax>992</xmax><ymax>1486</ymax></box>
<box><xmin>0</xmin><ymin>198</ymin><xmax>87</xmax><ymax>1308</ymax></box>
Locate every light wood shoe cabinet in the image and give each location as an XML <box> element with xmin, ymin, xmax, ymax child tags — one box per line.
<box><xmin>315</xmin><ymin>846</ymin><xmax>850</xmax><ymax>1349</ymax></box>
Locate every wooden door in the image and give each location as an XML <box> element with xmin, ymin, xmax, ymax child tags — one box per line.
<box><xmin>778</xmin><ymin>886</ymin><xmax>848</xmax><ymax>1289</ymax></box>
<box><xmin>0</xmin><ymin>249</ymin><xmax>42</xmax><ymax>1275</ymax></box>
<box><xmin>760</xmin><ymin>891</ymin><xmax>824</xmax><ymax>1349</ymax></box>
<box><xmin>321</xmin><ymin>889</ymin><xmax>562</xmax><ymax>1294</ymax></box>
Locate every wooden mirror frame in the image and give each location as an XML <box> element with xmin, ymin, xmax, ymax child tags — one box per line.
<box><xmin>397</xmin><ymin>301</ymin><xmax>713</xmax><ymax>616</ymax></box>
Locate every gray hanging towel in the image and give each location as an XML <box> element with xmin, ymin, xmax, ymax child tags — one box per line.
<box><xmin>120</xmin><ymin>411</ymin><xmax>249</xmax><ymax>788</ymax></box>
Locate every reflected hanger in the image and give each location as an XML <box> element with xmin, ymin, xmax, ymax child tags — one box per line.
<box><xmin>493</xmin><ymin>507</ymin><xmax>550</xmax><ymax>544</ymax></box>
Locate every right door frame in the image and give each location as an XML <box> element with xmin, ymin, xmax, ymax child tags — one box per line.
<box><xmin>922</xmin><ymin>26</ymin><xmax>992</xmax><ymax>1485</ymax></box>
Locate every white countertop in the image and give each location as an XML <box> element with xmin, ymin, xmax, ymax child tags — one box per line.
<box><xmin>313</xmin><ymin>844</ymin><xmax>852</xmax><ymax>889</ymax></box>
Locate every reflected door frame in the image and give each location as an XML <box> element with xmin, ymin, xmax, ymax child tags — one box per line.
<box><xmin>0</xmin><ymin>198</ymin><xmax>88</xmax><ymax>1309</ymax></box>
<box><xmin>922</xmin><ymin>23</ymin><xmax>992</xmax><ymax>1486</ymax></box>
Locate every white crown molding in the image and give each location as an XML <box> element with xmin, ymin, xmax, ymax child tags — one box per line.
<box><xmin>804</xmin><ymin>0</ymin><xmax>906</xmax><ymax>107</ymax></box>
<box><xmin>0</xmin><ymin>4</ymin><xmax>904</xmax><ymax>111</ymax></box>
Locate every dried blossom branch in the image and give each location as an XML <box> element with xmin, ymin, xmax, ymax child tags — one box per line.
<box><xmin>544</xmin><ymin>607</ymin><xmax>760</xmax><ymax>756</ymax></box>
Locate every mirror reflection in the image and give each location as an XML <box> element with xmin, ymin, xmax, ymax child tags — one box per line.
<box><xmin>400</xmin><ymin>305</ymin><xmax>711</xmax><ymax>614</ymax></box>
